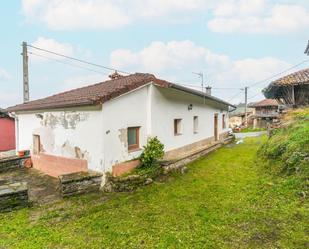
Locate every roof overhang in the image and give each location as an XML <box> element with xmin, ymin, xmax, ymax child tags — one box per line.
<box><xmin>169</xmin><ymin>83</ymin><xmax>236</xmax><ymax>109</ymax></box>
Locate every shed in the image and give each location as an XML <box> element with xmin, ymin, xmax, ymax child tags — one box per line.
<box><xmin>263</xmin><ymin>68</ymin><xmax>309</xmax><ymax>106</ymax></box>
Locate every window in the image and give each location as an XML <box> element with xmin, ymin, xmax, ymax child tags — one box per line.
<box><xmin>174</xmin><ymin>119</ymin><xmax>182</xmax><ymax>135</ymax></box>
<box><xmin>193</xmin><ymin>116</ymin><xmax>198</xmax><ymax>133</ymax></box>
<box><xmin>222</xmin><ymin>114</ymin><xmax>226</xmax><ymax>129</ymax></box>
<box><xmin>127</xmin><ymin>127</ymin><xmax>140</xmax><ymax>151</ymax></box>
<box><xmin>33</xmin><ymin>135</ymin><xmax>41</xmax><ymax>155</ymax></box>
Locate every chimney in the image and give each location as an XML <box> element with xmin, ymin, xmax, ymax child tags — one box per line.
<box><xmin>206</xmin><ymin>86</ymin><xmax>212</xmax><ymax>95</ymax></box>
<box><xmin>109</xmin><ymin>70</ymin><xmax>123</xmax><ymax>80</ymax></box>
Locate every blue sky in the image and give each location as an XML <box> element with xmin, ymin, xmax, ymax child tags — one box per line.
<box><xmin>0</xmin><ymin>0</ymin><xmax>308</xmax><ymax>107</ymax></box>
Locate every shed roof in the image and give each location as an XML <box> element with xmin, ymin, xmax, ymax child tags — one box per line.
<box><xmin>249</xmin><ymin>99</ymin><xmax>279</xmax><ymax>107</ymax></box>
<box><xmin>7</xmin><ymin>73</ymin><xmax>235</xmax><ymax>112</ymax></box>
<box><xmin>270</xmin><ymin>68</ymin><xmax>309</xmax><ymax>86</ymax></box>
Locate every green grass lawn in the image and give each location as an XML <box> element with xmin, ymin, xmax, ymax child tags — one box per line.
<box><xmin>0</xmin><ymin>136</ymin><xmax>308</xmax><ymax>249</ymax></box>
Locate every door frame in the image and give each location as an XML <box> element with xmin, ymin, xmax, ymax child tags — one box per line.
<box><xmin>214</xmin><ymin>113</ymin><xmax>219</xmax><ymax>141</ymax></box>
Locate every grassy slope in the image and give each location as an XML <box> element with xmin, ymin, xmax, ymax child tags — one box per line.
<box><xmin>0</xmin><ymin>137</ymin><xmax>308</xmax><ymax>249</ymax></box>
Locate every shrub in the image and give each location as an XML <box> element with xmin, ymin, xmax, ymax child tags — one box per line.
<box><xmin>140</xmin><ymin>137</ymin><xmax>164</xmax><ymax>168</ymax></box>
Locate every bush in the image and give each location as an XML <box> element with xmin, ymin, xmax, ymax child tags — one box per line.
<box><xmin>140</xmin><ymin>137</ymin><xmax>164</xmax><ymax>168</ymax></box>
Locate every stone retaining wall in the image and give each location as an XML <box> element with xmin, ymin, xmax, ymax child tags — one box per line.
<box><xmin>59</xmin><ymin>171</ymin><xmax>103</xmax><ymax>197</ymax></box>
<box><xmin>103</xmin><ymin>168</ymin><xmax>161</xmax><ymax>192</ymax></box>
<box><xmin>104</xmin><ymin>137</ymin><xmax>234</xmax><ymax>193</ymax></box>
<box><xmin>0</xmin><ymin>182</ymin><xmax>29</xmax><ymax>212</ymax></box>
<box><xmin>162</xmin><ymin>142</ymin><xmax>229</xmax><ymax>174</ymax></box>
<box><xmin>0</xmin><ymin>156</ymin><xmax>31</xmax><ymax>173</ymax></box>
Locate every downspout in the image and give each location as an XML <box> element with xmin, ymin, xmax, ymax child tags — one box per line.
<box><xmin>15</xmin><ymin>114</ymin><xmax>19</xmax><ymax>153</ymax></box>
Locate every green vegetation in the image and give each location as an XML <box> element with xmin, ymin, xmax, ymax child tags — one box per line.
<box><xmin>0</xmin><ymin>136</ymin><xmax>308</xmax><ymax>248</ymax></box>
<box><xmin>237</xmin><ymin>127</ymin><xmax>266</xmax><ymax>133</ymax></box>
<box><xmin>259</xmin><ymin>108</ymin><xmax>309</xmax><ymax>182</ymax></box>
<box><xmin>140</xmin><ymin>136</ymin><xmax>164</xmax><ymax>168</ymax></box>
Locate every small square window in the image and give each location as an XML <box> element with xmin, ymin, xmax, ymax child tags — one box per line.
<box><xmin>193</xmin><ymin>116</ymin><xmax>198</xmax><ymax>133</ymax></box>
<box><xmin>128</xmin><ymin>127</ymin><xmax>140</xmax><ymax>151</ymax></box>
<box><xmin>174</xmin><ymin>119</ymin><xmax>182</xmax><ymax>135</ymax></box>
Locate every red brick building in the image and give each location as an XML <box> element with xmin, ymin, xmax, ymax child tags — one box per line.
<box><xmin>0</xmin><ymin>108</ymin><xmax>15</xmax><ymax>152</ymax></box>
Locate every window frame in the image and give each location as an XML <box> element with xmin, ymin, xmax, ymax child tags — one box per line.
<box><xmin>174</xmin><ymin>119</ymin><xmax>182</xmax><ymax>136</ymax></box>
<box><xmin>193</xmin><ymin>116</ymin><xmax>198</xmax><ymax>134</ymax></box>
<box><xmin>127</xmin><ymin>127</ymin><xmax>140</xmax><ymax>152</ymax></box>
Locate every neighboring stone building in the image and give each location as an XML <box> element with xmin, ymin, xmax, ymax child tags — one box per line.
<box><xmin>8</xmin><ymin>73</ymin><xmax>234</xmax><ymax>179</ymax></box>
<box><xmin>263</xmin><ymin>68</ymin><xmax>309</xmax><ymax>106</ymax></box>
<box><xmin>249</xmin><ymin>99</ymin><xmax>280</xmax><ymax>128</ymax></box>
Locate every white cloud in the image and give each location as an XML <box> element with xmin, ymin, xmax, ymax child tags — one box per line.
<box><xmin>208</xmin><ymin>0</ymin><xmax>309</xmax><ymax>33</ymax></box>
<box><xmin>109</xmin><ymin>40</ymin><xmax>291</xmax><ymax>103</ymax></box>
<box><xmin>111</xmin><ymin>40</ymin><xmax>230</xmax><ymax>74</ymax></box>
<box><xmin>215</xmin><ymin>57</ymin><xmax>291</xmax><ymax>83</ymax></box>
<box><xmin>30</xmin><ymin>37</ymin><xmax>74</xmax><ymax>62</ymax></box>
<box><xmin>0</xmin><ymin>92</ymin><xmax>21</xmax><ymax>108</ymax></box>
<box><xmin>21</xmin><ymin>0</ymin><xmax>213</xmax><ymax>30</ymax></box>
<box><xmin>62</xmin><ymin>73</ymin><xmax>109</xmax><ymax>91</ymax></box>
<box><xmin>0</xmin><ymin>68</ymin><xmax>11</xmax><ymax>80</ymax></box>
<box><xmin>21</xmin><ymin>0</ymin><xmax>309</xmax><ymax>34</ymax></box>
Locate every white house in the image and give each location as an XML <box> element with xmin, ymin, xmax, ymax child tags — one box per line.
<box><xmin>8</xmin><ymin>73</ymin><xmax>234</xmax><ymax>178</ymax></box>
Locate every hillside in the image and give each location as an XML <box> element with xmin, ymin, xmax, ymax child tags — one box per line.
<box><xmin>259</xmin><ymin>108</ymin><xmax>309</xmax><ymax>192</ymax></box>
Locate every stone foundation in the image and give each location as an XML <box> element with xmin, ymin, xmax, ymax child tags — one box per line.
<box><xmin>112</xmin><ymin>159</ymin><xmax>140</xmax><ymax>177</ymax></box>
<box><xmin>162</xmin><ymin>142</ymin><xmax>223</xmax><ymax>174</ymax></box>
<box><xmin>0</xmin><ymin>156</ymin><xmax>31</xmax><ymax>173</ymax></box>
<box><xmin>0</xmin><ymin>182</ymin><xmax>29</xmax><ymax>212</ymax></box>
<box><xmin>164</xmin><ymin>136</ymin><xmax>215</xmax><ymax>160</ymax></box>
<box><xmin>59</xmin><ymin>171</ymin><xmax>103</xmax><ymax>197</ymax></box>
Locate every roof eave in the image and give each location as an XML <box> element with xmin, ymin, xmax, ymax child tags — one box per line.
<box><xmin>7</xmin><ymin>101</ymin><xmax>99</xmax><ymax>113</ymax></box>
<box><xmin>169</xmin><ymin>83</ymin><xmax>236</xmax><ymax>108</ymax></box>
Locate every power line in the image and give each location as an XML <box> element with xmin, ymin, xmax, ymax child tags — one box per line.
<box><xmin>29</xmin><ymin>51</ymin><xmax>110</xmax><ymax>76</ymax></box>
<box><xmin>228</xmin><ymin>90</ymin><xmax>243</xmax><ymax>102</ymax></box>
<box><xmin>248</xmin><ymin>91</ymin><xmax>262</xmax><ymax>100</ymax></box>
<box><xmin>248</xmin><ymin>58</ymin><xmax>309</xmax><ymax>87</ymax></box>
<box><xmin>27</xmin><ymin>44</ymin><xmax>131</xmax><ymax>75</ymax></box>
<box><xmin>177</xmin><ymin>83</ymin><xmax>242</xmax><ymax>90</ymax></box>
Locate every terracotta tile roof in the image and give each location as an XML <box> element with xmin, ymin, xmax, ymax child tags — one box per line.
<box><xmin>249</xmin><ymin>99</ymin><xmax>279</xmax><ymax>107</ymax></box>
<box><xmin>271</xmin><ymin>68</ymin><xmax>309</xmax><ymax>86</ymax></box>
<box><xmin>7</xmin><ymin>73</ymin><xmax>234</xmax><ymax>112</ymax></box>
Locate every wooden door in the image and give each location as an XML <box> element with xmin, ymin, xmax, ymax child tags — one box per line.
<box><xmin>214</xmin><ymin>114</ymin><xmax>218</xmax><ymax>141</ymax></box>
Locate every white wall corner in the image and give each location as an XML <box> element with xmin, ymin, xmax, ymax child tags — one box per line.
<box><xmin>146</xmin><ymin>83</ymin><xmax>153</xmax><ymax>137</ymax></box>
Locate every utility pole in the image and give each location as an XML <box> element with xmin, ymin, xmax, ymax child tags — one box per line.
<box><xmin>22</xmin><ymin>41</ymin><xmax>29</xmax><ymax>102</ymax></box>
<box><xmin>244</xmin><ymin>86</ymin><xmax>248</xmax><ymax>127</ymax></box>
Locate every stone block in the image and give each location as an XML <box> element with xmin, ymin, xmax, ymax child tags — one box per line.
<box><xmin>0</xmin><ymin>182</ymin><xmax>29</xmax><ymax>212</ymax></box>
<box><xmin>59</xmin><ymin>171</ymin><xmax>103</xmax><ymax>197</ymax></box>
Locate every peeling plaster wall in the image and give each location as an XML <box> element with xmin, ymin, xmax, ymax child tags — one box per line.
<box><xmin>101</xmin><ymin>85</ymin><xmax>149</xmax><ymax>172</ymax></box>
<box><xmin>15</xmin><ymin>83</ymin><xmax>230</xmax><ymax>175</ymax></box>
<box><xmin>16</xmin><ymin>108</ymin><xmax>103</xmax><ymax>172</ymax></box>
<box><xmin>151</xmin><ymin>86</ymin><xmax>229</xmax><ymax>152</ymax></box>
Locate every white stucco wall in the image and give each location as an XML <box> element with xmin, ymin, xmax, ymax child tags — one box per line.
<box><xmin>15</xmin><ymin>83</ymin><xmax>230</xmax><ymax>174</ymax></box>
<box><xmin>150</xmin><ymin>86</ymin><xmax>229</xmax><ymax>152</ymax></box>
<box><xmin>101</xmin><ymin>85</ymin><xmax>150</xmax><ymax>172</ymax></box>
<box><xmin>16</xmin><ymin>107</ymin><xmax>103</xmax><ymax>172</ymax></box>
